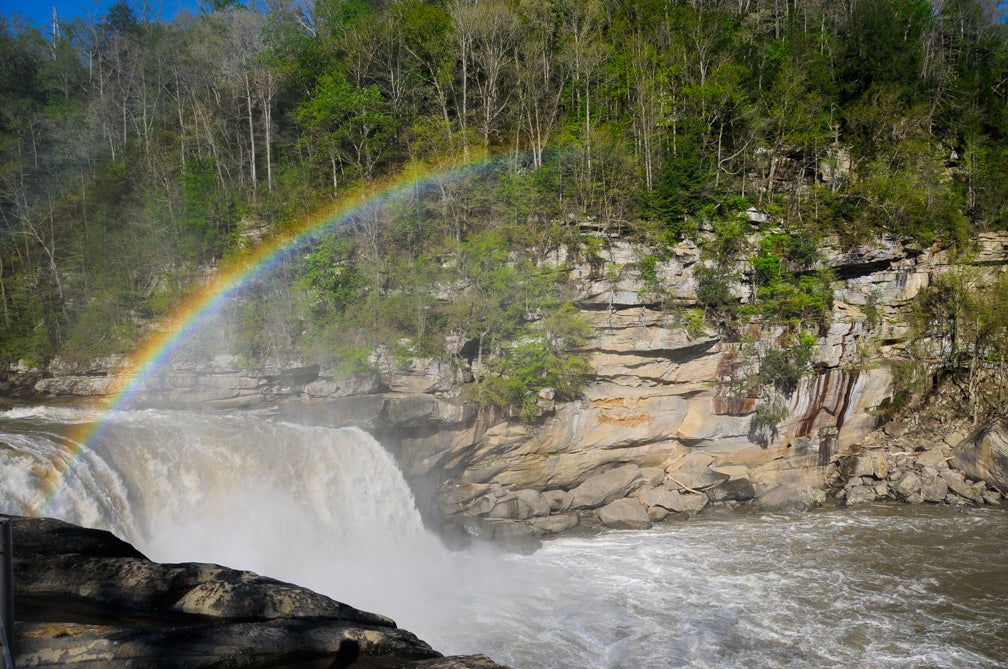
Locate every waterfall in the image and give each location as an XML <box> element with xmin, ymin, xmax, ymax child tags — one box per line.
<box><xmin>4</xmin><ymin>407</ymin><xmax>1005</xmax><ymax>669</ymax></box>
<box><xmin>0</xmin><ymin>406</ymin><xmax>446</xmax><ymax>622</ymax></box>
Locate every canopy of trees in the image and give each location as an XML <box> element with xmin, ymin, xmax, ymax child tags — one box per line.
<box><xmin>2</xmin><ymin>0</ymin><xmax>1007</xmax><ymax>404</ymax></box>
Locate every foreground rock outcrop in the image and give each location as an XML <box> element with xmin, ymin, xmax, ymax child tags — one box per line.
<box><xmin>8</xmin><ymin>516</ymin><xmax>509</xmax><ymax>669</ymax></box>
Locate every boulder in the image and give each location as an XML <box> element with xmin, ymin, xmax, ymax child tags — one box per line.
<box><xmin>921</xmin><ymin>477</ymin><xmax>949</xmax><ymax>503</ymax></box>
<box><xmin>636</xmin><ymin>486</ymin><xmax>682</xmax><ymax>511</ymax></box>
<box><xmin>513</xmin><ymin>489</ymin><xmax>551</xmax><ymax>518</ymax></box>
<box><xmin>851</xmin><ymin>452</ymin><xmax>888</xmax><ymax>479</ymax></box>
<box><xmin>916</xmin><ymin>448</ymin><xmax>948</xmax><ymax>469</ymax></box>
<box><xmin>707</xmin><ymin>477</ymin><xmax>755</xmax><ymax>503</ymax></box>
<box><xmin>527</xmin><ymin>513</ymin><xmax>580</xmax><ymax>536</ymax></box>
<box><xmin>844</xmin><ymin>485</ymin><xmax>877</xmax><ymax>506</ymax></box>
<box><xmin>893</xmin><ymin>472</ymin><xmax>922</xmax><ymax>498</ymax></box>
<box><xmin>596</xmin><ymin>498</ymin><xmax>652</xmax><ymax>530</ymax></box>
<box><xmin>485</xmin><ymin>520</ymin><xmax>542</xmax><ymax>554</ymax></box>
<box><xmin>568</xmin><ymin>465</ymin><xmax>644</xmax><ymax>509</ymax></box>
<box><xmin>9</xmin><ymin>517</ymin><xmax>514</xmax><ymax>668</ymax></box>
<box><xmin>670</xmin><ymin>492</ymin><xmax>709</xmax><ymax>515</ymax></box>
<box><xmin>542</xmin><ymin>490</ymin><xmax>573</xmax><ymax>512</ymax></box>
<box><xmin>666</xmin><ymin>467</ymin><xmax>728</xmax><ymax>492</ymax></box>
<box><xmin>758</xmin><ymin>484</ymin><xmax>826</xmax><ymax>510</ymax></box>
<box><xmin>938</xmin><ymin>468</ymin><xmax>984</xmax><ymax>503</ymax></box>
<box><xmin>639</xmin><ymin>467</ymin><xmax>666</xmax><ymax>486</ymax></box>
<box><xmin>983</xmin><ymin>490</ymin><xmax>1003</xmax><ymax>505</ymax></box>
<box><xmin>952</xmin><ymin>422</ymin><xmax>1008</xmax><ymax>493</ymax></box>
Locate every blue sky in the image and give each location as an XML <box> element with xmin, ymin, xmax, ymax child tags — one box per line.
<box><xmin>0</xmin><ymin>1</ymin><xmax>202</xmax><ymax>30</ymax></box>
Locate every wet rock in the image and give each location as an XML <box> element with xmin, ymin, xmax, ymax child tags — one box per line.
<box><xmin>303</xmin><ymin>371</ymin><xmax>383</xmax><ymax>398</ymax></box>
<box><xmin>952</xmin><ymin>421</ymin><xmax>1008</xmax><ymax>493</ymax></box>
<box><xmin>921</xmin><ymin>477</ymin><xmax>949</xmax><ymax>503</ymax></box>
<box><xmin>671</xmin><ymin>491</ymin><xmax>709</xmax><ymax>515</ymax></box>
<box><xmin>938</xmin><ymin>469</ymin><xmax>983</xmax><ymax>503</ymax></box>
<box><xmin>34</xmin><ymin>375</ymin><xmax>117</xmax><ymax>396</ymax></box>
<box><xmin>647</xmin><ymin>505</ymin><xmax>671</xmax><ymax>522</ymax></box>
<box><xmin>408</xmin><ymin>656</ymin><xmax>515</xmax><ymax>669</ymax></box>
<box><xmin>844</xmin><ymin>485</ymin><xmax>877</xmax><ymax>506</ymax></box>
<box><xmin>10</xmin><ymin>517</ymin><xmax>493</xmax><ymax>668</ymax></box>
<box><xmin>893</xmin><ymin>472</ymin><xmax>922</xmax><ymax>498</ymax></box>
<box><xmin>983</xmin><ymin>490</ymin><xmax>1003</xmax><ymax>505</ymax></box>
<box><xmin>707</xmin><ymin>477</ymin><xmax>755</xmax><ymax>503</ymax></box>
<box><xmin>481</xmin><ymin>519</ymin><xmax>542</xmax><ymax>554</ymax></box>
<box><xmin>486</xmin><ymin>495</ymin><xmax>523</xmax><ymax>519</ymax></box>
<box><xmin>527</xmin><ymin>513</ymin><xmax>580</xmax><ymax>536</ymax></box>
<box><xmin>758</xmin><ymin>484</ymin><xmax>826</xmax><ymax>510</ymax></box>
<box><xmin>513</xmin><ymin>489</ymin><xmax>551</xmax><ymax>518</ymax></box>
<box><xmin>568</xmin><ymin>465</ymin><xmax>644</xmax><ymax>509</ymax></box>
<box><xmin>636</xmin><ymin>486</ymin><xmax>682</xmax><ymax>512</ymax></box>
<box><xmin>596</xmin><ymin>498</ymin><xmax>652</xmax><ymax>530</ymax></box>
<box><xmin>542</xmin><ymin>490</ymin><xmax>573</xmax><ymax>512</ymax></box>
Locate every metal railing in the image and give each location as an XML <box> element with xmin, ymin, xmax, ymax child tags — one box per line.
<box><xmin>0</xmin><ymin>518</ymin><xmax>14</xmax><ymax>669</ymax></box>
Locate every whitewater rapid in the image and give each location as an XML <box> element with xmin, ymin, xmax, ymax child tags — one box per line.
<box><xmin>1</xmin><ymin>407</ymin><xmax>1006</xmax><ymax>669</ymax></box>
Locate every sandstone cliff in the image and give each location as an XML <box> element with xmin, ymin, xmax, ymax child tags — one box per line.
<box><xmin>16</xmin><ymin>232</ymin><xmax>1008</xmax><ymax>549</ymax></box>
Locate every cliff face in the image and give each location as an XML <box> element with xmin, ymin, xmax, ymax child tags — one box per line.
<box><xmin>19</xmin><ymin>232</ymin><xmax>1008</xmax><ymax>548</ymax></box>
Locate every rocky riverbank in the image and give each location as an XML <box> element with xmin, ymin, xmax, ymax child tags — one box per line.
<box><xmin>831</xmin><ymin>418</ymin><xmax>1008</xmax><ymax>507</ymax></box>
<box><xmin>7</xmin><ymin>232</ymin><xmax>1008</xmax><ymax>549</ymax></box>
<box><xmin>8</xmin><ymin>516</ymin><xmax>509</xmax><ymax>668</ymax></box>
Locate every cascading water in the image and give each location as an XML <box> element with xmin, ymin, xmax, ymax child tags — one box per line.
<box><xmin>0</xmin><ymin>406</ymin><xmax>449</xmax><ymax>627</ymax></box>
<box><xmin>2</xmin><ymin>406</ymin><xmax>1007</xmax><ymax>669</ymax></box>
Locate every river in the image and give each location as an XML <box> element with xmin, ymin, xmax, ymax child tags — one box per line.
<box><xmin>0</xmin><ymin>407</ymin><xmax>1005</xmax><ymax>668</ymax></box>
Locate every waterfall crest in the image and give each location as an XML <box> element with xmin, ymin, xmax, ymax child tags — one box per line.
<box><xmin>0</xmin><ymin>407</ymin><xmax>441</xmax><ymax>617</ymax></box>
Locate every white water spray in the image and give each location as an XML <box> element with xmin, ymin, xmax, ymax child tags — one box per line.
<box><xmin>0</xmin><ymin>407</ymin><xmax>458</xmax><ymax>628</ymax></box>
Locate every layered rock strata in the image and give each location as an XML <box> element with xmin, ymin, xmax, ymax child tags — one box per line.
<box><xmin>8</xmin><ymin>516</ymin><xmax>509</xmax><ymax>669</ymax></box>
<box><xmin>13</xmin><ymin>233</ymin><xmax>1008</xmax><ymax>547</ymax></box>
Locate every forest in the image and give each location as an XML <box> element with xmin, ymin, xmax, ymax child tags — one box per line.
<box><xmin>2</xmin><ymin>0</ymin><xmax>1008</xmax><ymax>419</ymax></box>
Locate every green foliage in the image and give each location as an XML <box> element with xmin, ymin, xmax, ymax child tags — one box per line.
<box><xmin>840</xmin><ymin>0</ymin><xmax>934</xmax><ymax>103</ymax></box>
<box><xmin>903</xmin><ymin>269</ymin><xmax>1008</xmax><ymax>420</ymax></box>
<box><xmin>180</xmin><ymin>157</ymin><xmax>231</xmax><ymax>262</ymax></box>
<box><xmin>745</xmin><ymin>231</ymin><xmax>833</xmax><ymax>330</ymax></box>
<box><xmin>648</xmin><ymin>124</ymin><xmax>713</xmax><ymax>234</ymax></box>
<box><xmin>875</xmin><ymin>359</ymin><xmax>927</xmax><ymax>421</ymax></box>
<box><xmin>682</xmin><ymin>308</ymin><xmax>706</xmax><ymax>339</ymax></box>
<box><xmin>756</xmin><ymin>332</ymin><xmax>817</xmax><ymax>396</ymax></box>
<box><xmin>694</xmin><ymin>263</ymin><xmax>739</xmax><ymax>321</ymax></box>
<box><xmin>2</xmin><ymin>0</ymin><xmax>1008</xmax><ymax>374</ymax></box>
<box><xmin>61</xmin><ymin>295</ymin><xmax>140</xmax><ymax>362</ymax></box>
<box><xmin>475</xmin><ymin>339</ymin><xmax>591</xmax><ymax>423</ymax></box>
<box><xmin>295</xmin><ymin>235</ymin><xmax>361</xmax><ymax>316</ymax></box>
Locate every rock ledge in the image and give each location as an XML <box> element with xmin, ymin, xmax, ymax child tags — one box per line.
<box><xmin>8</xmin><ymin>516</ymin><xmax>510</xmax><ymax>669</ymax></box>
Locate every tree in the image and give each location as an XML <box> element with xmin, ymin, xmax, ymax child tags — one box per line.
<box><xmin>297</xmin><ymin>70</ymin><xmax>393</xmax><ymax>186</ymax></box>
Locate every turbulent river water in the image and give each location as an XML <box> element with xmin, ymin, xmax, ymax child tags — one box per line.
<box><xmin>1</xmin><ymin>407</ymin><xmax>1006</xmax><ymax>669</ymax></box>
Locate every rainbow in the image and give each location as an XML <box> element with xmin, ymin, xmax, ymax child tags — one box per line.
<box><xmin>36</xmin><ymin>150</ymin><xmax>503</xmax><ymax>515</ymax></box>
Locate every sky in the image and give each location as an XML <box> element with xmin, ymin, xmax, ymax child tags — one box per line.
<box><xmin>0</xmin><ymin>0</ymin><xmax>203</xmax><ymax>31</ymax></box>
